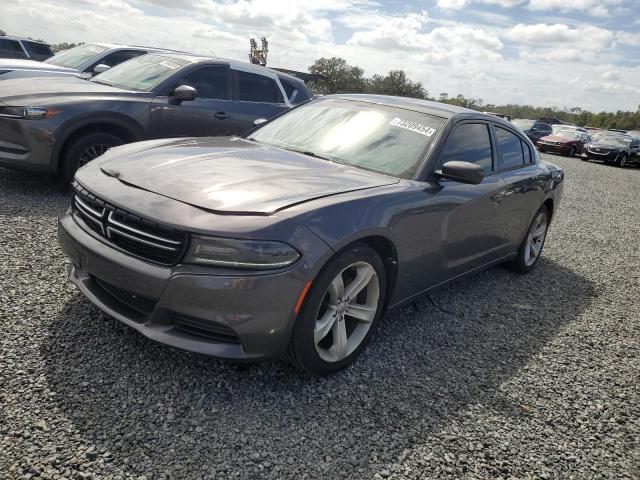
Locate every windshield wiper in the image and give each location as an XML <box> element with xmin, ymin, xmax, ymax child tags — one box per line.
<box><xmin>287</xmin><ymin>148</ymin><xmax>331</xmax><ymax>161</ymax></box>
<box><xmin>91</xmin><ymin>79</ymin><xmax>112</xmax><ymax>86</ymax></box>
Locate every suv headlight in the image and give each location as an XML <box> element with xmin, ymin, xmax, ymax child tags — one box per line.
<box><xmin>184</xmin><ymin>235</ymin><xmax>300</xmax><ymax>270</ymax></box>
<box><xmin>0</xmin><ymin>106</ymin><xmax>62</xmax><ymax>119</ymax></box>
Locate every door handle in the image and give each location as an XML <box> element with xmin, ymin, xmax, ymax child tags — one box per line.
<box><xmin>214</xmin><ymin>112</ymin><xmax>230</xmax><ymax>120</ymax></box>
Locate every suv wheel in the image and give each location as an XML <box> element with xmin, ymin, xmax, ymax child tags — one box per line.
<box><xmin>61</xmin><ymin>132</ymin><xmax>124</xmax><ymax>184</ymax></box>
<box><xmin>288</xmin><ymin>243</ymin><xmax>386</xmax><ymax>375</ymax></box>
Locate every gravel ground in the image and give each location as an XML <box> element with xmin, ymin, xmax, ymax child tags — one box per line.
<box><xmin>1</xmin><ymin>154</ymin><xmax>638</xmax><ymax>480</ymax></box>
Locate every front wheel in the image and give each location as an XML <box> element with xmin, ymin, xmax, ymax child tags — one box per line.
<box><xmin>506</xmin><ymin>206</ymin><xmax>550</xmax><ymax>274</ymax></box>
<box><xmin>568</xmin><ymin>146</ymin><xmax>576</xmax><ymax>157</ymax></box>
<box><xmin>617</xmin><ymin>154</ymin><xmax>628</xmax><ymax>168</ymax></box>
<box><xmin>61</xmin><ymin>132</ymin><xmax>124</xmax><ymax>184</ymax></box>
<box><xmin>288</xmin><ymin>243</ymin><xmax>386</xmax><ymax>375</ymax></box>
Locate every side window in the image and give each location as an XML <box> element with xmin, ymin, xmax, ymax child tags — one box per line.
<box><xmin>176</xmin><ymin>66</ymin><xmax>228</xmax><ymax>99</ymax></box>
<box><xmin>23</xmin><ymin>41</ymin><xmax>54</xmax><ymax>58</ymax></box>
<box><xmin>279</xmin><ymin>77</ymin><xmax>309</xmax><ymax>104</ymax></box>
<box><xmin>438</xmin><ymin>123</ymin><xmax>493</xmax><ymax>174</ymax></box>
<box><xmin>90</xmin><ymin>50</ymin><xmax>145</xmax><ymax>69</ymax></box>
<box><xmin>0</xmin><ymin>39</ymin><xmax>27</xmax><ymax>58</ymax></box>
<box><xmin>523</xmin><ymin>142</ymin><xmax>534</xmax><ymax>164</ymax></box>
<box><xmin>495</xmin><ymin>126</ymin><xmax>525</xmax><ymax>170</ymax></box>
<box><xmin>238</xmin><ymin>71</ymin><xmax>279</xmax><ymax>103</ymax></box>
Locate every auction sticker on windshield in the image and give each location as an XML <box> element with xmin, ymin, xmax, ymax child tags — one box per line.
<box><xmin>160</xmin><ymin>60</ymin><xmax>181</xmax><ymax>70</ymax></box>
<box><xmin>390</xmin><ymin>117</ymin><xmax>437</xmax><ymax>137</ymax></box>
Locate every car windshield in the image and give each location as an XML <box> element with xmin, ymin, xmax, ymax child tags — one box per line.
<box><xmin>512</xmin><ymin>119</ymin><xmax>534</xmax><ymax>129</ymax></box>
<box><xmin>248</xmin><ymin>98</ymin><xmax>445</xmax><ymax>179</ymax></box>
<box><xmin>45</xmin><ymin>44</ymin><xmax>108</xmax><ymax>69</ymax></box>
<box><xmin>90</xmin><ymin>55</ymin><xmax>189</xmax><ymax>92</ymax></box>
<box><xmin>556</xmin><ymin>131</ymin><xmax>581</xmax><ymax>140</ymax></box>
<box><xmin>599</xmin><ymin>136</ymin><xmax>632</xmax><ymax>147</ymax></box>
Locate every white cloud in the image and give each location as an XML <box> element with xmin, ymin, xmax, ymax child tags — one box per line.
<box><xmin>2</xmin><ymin>0</ymin><xmax>639</xmax><ymax>112</ymax></box>
<box><xmin>527</xmin><ymin>0</ymin><xmax>625</xmax><ymax>17</ymax></box>
<box><xmin>437</xmin><ymin>0</ymin><xmax>524</xmax><ymax>9</ymax></box>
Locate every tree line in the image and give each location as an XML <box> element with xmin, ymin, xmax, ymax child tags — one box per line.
<box><xmin>308</xmin><ymin>57</ymin><xmax>640</xmax><ymax>130</ymax></box>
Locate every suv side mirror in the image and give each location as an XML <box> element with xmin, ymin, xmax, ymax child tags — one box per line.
<box><xmin>437</xmin><ymin>161</ymin><xmax>485</xmax><ymax>185</ymax></box>
<box><xmin>93</xmin><ymin>64</ymin><xmax>110</xmax><ymax>75</ymax></box>
<box><xmin>172</xmin><ymin>85</ymin><xmax>197</xmax><ymax>102</ymax></box>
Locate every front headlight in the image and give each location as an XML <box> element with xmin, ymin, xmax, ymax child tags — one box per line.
<box><xmin>0</xmin><ymin>106</ymin><xmax>63</xmax><ymax>119</ymax></box>
<box><xmin>184</xmin><ymin>235</ymin><xmax>300</xmax><ymax>270</ymax></box>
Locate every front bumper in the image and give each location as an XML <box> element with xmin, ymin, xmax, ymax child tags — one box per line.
<box><xmin>536</xmin><ymin>142</ymin><xmax>572</xmax><ymax>155</ymax></box>
<box><xmin>585</xmin><ymin>149</ymin><xmax>619</xmax><ymax>162</ymax></box>
<box><xmin>58</xmin><ymin>211</ymin><xmax>312</xmax><ymax>360</ymax></box>
<box><xmin>0</xmin><ymin>116</ymin><xmax>56</xmax><ymax>172</ymax></box>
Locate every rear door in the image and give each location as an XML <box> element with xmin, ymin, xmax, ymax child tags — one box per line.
<box><xmin>149</xmin><ymin>64</ymin><xmax>236</xmax><ymax>138</ymax></box>
<box><xmin>492</xmin><ymin>125</ymin><xmax>547</xmax><ymax>248</ymax></box>
<box><xmin>428</xmin><ymin>121</ymin><xmax>511</xmax><ymax>279</ymax></box>
<box><xmin>227</xmin><ymin>69</ymin><xmax>290</xmax><ymax>134</ymax></box>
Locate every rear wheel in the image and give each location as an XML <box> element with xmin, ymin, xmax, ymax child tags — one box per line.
<box><xmin>506</xmin><ymin>206</ymin><xmax>550</xmax><ymax>274</ymax></box>
<box><xmin>61</xmin><ymin>132</ymin><xmax>124</xmax><ymax>184</ymax></box>
<box><xmin>288</xmin><ymin>243</ymin><xmax>386</xmax><ymax>375</ymax></box>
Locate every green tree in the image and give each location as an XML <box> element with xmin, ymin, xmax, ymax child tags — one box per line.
<box><xmin>308</xmin><ymin>57</ymin><xmax>365</xmax><ymax>94</ymax></box>
<box><xmin>365</xmin><ymin>70</ymin><xmax>427</xmax><ymax>99</ymax></box>
<box><xmin>51</xmin><ymin>42</ymin><xmax>83</xmax><ymax>53</ymax></box>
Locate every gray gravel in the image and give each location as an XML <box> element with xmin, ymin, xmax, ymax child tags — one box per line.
<box><xmin>1</xmin><ymin>154</ymin><xmax>639</xmax><ymax>480</ymax></box>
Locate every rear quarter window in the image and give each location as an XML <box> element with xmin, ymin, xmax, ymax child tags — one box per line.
<box><xmin>279</xmin><ymin>76</ymin><xmax>309</xmax><ymax>104</ymax></box>
<box><xmin>23</xmin><ymin>41</ymin><xmax>54</xmax><ymax>58</ymax></box>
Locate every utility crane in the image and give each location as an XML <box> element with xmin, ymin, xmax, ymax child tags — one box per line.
<box><xmin>249</xmin><ymin>37</ymin><xmax>268</xmax><ymax>66</ymax></box>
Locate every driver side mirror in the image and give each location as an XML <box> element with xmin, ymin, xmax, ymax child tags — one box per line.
<box><xmin>93</xmin><ymin>64</ymin><xmax>110</xmax><ymax>75</ymax></box>
<box><xmin>436</xmin><ymin>161</ymin><xmax>485</xmax><ymax>185</ymax></box>
<box><xmin>171</xmin><ymin>85</ymin><xmax>197</xmax><ymax>102</ymax></box>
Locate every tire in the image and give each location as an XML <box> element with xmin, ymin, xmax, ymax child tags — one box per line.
<box><xmin>288</xmin><ymin>243</ymin><xmax>387</xmax><ymax>375</ymax></box>
<box><xmin>506</xmin><ymin>205</ymin><xmax>550</xmax><ymax>274</ymax></box>
<box><xmin>61</xmin><ymin>132</ymin><xmax>124</xmax><ymax>184</ymax></box>
<box><xmin>568</xmin><ymin>146</ymin><xmax>576</xmax><ymax>157</ymax></box>
<box><xmin>616</xmin><ymin>154</ymin><xmax>628</xmax><ymax>168</ymax></box>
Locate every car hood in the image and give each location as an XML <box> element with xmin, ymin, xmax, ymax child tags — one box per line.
<box><xmin>0</xmin><ymin>58</ymin><xmax>77</xmax><ymax>72</ymax></box>
<box><xmin>590</xmin><ymin>141</ymin><xmax>626</xmax><ymax>150</ymax></box>
<box><xmin>540</xmin><ymin>135</ymin><xmax>574</xmax><ymax>143</ymax></box>
<box><xmin>86</xmin><ymin>137</ymin><xmax>399</xmax><ymax>215</ymax></box>
<box><xmin>0</xmin><ymin>76</ymin><xmax>139</xmax><ymax>104</ymax></box>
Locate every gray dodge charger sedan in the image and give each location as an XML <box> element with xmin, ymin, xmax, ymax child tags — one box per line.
<box><xmin>58</xmin><ymin>95</ymin><xmax>564</xmax><ymax>374</ymax></box>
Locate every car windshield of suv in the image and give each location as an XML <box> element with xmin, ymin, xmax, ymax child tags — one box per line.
<box><xmin>512</xmin><ymin>119</ymin><xmax>534</xmax><ymax>130</ymax></box>
<box><xmin>249</xmin><ymin>98</ymin><xmax>444</xmax><ymax>179</ymax></box>
<box><xmin>599</xmin><ymin>136</ymin><xmax>632</xmax><ymax>147</ymax></box>
<box><xmin>45</xmin><ymin>44</ymin><xmax>108</xmax><ymax>69</ymax></box>
<box><xmin>90</xmin><ymin>55</ymin><xmax>189</xmax><ymax>92</ymax></box>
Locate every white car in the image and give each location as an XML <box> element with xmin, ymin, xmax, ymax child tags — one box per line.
<box><xmin>0</xmin><ymin>43</ymin><xmax>183</xmax><ymax>81</ymax></box>
<box><xmin>551</xmin><ymin>124</ymin><xmax>588</xmax><ymax>134</ymax></box>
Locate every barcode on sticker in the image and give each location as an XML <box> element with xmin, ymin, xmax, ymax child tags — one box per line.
<box><xmin>390</xmin><ymin>118</ymin><xmax>436</xmax><ymax>137</ymax></box>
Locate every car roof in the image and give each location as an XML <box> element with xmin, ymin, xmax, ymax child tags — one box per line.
<box><xmin>85</xmin><ymin>42</ymin><xmax>186</xmax><ymax>54</ymax></box>
<box><xmin>1</xmin><ymin>35</ymin><xmax>50</xmax><ymax>45</ymax></box>
<box><xmin>146</xmin><ymin>52</ymin><xmax>307</xmax><ymax>84</ymax></box>
<box><xmin>319</xmin><ymin>94</ymin><xmax>496</xmax><ymax>121</ymax></box>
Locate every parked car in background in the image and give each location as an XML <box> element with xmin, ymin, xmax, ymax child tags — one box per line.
<box><xmin>0</xmin><ymin>53</ymin><xmax>311</xmax><ymax>181</ymax></box>
<box><xmin>591</xmin><ymin>129</ymin><xmax>626</xmax><ymax>142</ymax></box>
<box><xmin>512</xmin><ymin>118</ymin><xmax>553</xmax><ymax>141</ymax></box>
<box><xmin>626</xmin><ymin>130</ymin><xmax>640</xmax><ymax>139</ymax></box>
<box><xmin>538</xmin><ymin>116</ymin><xmax>569</xmax><ymax>126</ymax></box>
<box><xmin>552</xmin><ymin>124</ymin><xmax>587</xmax><ymax>134</ymax></box>
<box><xmin>58</xmin><ymin>95</ymin><xmax>564</xmax><ymax>374</ymax></box>
<box><xmin>583</xmin><ymin>134</ymin><xmax>640</xmax><ymax>167</ymax></box>
<box><xmin>0</xmin><ymin>33</ymin><xmax>54</xmax><ymax>61</ymax></box>
<box><xmin>0</xmin><ymin>43</ymin><xmax>179</xmax><ymax>80</ymax></box>
<box><xmin>483</xmin><ymin>111</ymin><xmax>511</xmax><ymax>122</ymax></box>
<box><xmin>536</xmin><ymin>130</ymin><xmax>591</xmax><ymax>157</ymax></box>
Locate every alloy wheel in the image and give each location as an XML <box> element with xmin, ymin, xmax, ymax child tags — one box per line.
<box><xmin>79</xmin><ymin>144</ymin><xmax>111</xmax><ymax>167</ymax></box>
<box><xmin>524</xmin><ymin>212</ymin><xmax>548</xmax><ymax>267</ymax></box>
<box><xmin>313</xmin><ymin>261</ymin><xmax>380</xmax><ymax>363</ymax></box>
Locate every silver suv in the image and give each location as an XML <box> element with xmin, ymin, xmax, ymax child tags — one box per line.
<box><xmin>0</xmin><ymin>33</ymin><xmax>54</xmax><ymax>61</ymax></box>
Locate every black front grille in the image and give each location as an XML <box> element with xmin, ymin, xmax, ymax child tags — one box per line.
<box><xmin>96</xmin><ymin>278</ymin><xmax>157</xmax><ymax>315</ymax></box>
<box><xmin>174</xmin><ymin>316</ymin><xmax>240</xmax><ymax>344</ymax></box>
<box><xmin>72</xmin><ymin>182</ymin><xmax>187</xmax><ymax>266</ymax></box>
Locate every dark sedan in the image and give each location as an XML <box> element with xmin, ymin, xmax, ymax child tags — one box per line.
<box><xmin>0</xmin><ymin>53</ymin><xmax>311</xmax><ymax>181</ymax></box>
<box><xmin>58</xmin><ymin>95</ymin><xmax>564</xmax><ymax>374</ymax></box>
<box><xmin>536</xmin><ymin>130</ymin><xmax>591</xmax><ymax>157</ymax></box>
<box><xmin>583</xmin><ymin>134</ymin><xmax>640</xmax><ymax>167</ymax></box>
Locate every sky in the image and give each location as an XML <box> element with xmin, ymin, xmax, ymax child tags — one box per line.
<box><xmin>3</xmin><ymin>0</ymin><xmax>640</xmax><ymax>112</ymax></box>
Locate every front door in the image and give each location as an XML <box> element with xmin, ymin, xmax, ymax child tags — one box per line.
<box><xmin>428</xmin><ymin>121</ymin><xmax>512</xmax><ymax>280</ymax></box>
<box><xmin>149</xmin><ymin>65</ymin><xmax>238</xmax><ymax>138</ymax></box>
